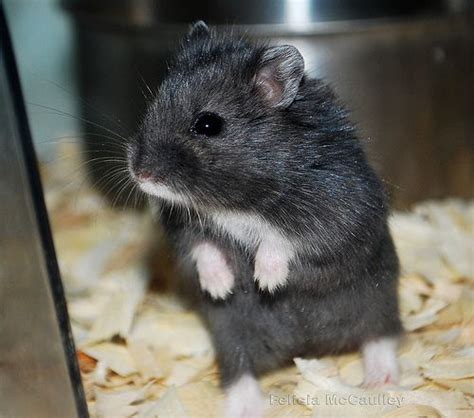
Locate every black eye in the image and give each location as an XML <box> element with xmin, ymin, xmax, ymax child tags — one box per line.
<box><xmin>192</xmin><ymin>112</ymin><xmax>224</xmax><ymax>137</ymax></box>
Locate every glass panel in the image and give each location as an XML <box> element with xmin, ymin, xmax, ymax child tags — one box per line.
<box><xmin>0</xmin><ymin>5</ymin><xmax>87</xmax><ymax>418</ymax></box>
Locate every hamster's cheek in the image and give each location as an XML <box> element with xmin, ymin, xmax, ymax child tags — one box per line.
<box><xmin>191</xmin><ymin>241</ymin><xmax>235</xmax><ymax>300</ymax></box>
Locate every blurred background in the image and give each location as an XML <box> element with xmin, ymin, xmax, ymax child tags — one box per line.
<box><xmin>4</xmin><ymin>0</ymin><xmax>474</xmax><ymax>209</ymax></box>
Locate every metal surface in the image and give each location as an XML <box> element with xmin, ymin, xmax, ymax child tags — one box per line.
<box><xmin>67</xmin><ymin>3</ymin><xmax>473</xmax><ymax>208</ymax></box>
<box><xmin>65</xmin><ymin>0</ymin><xmax>471</xmax><ymax>27</ymax></box>
<box><xmin>283</xmin><ymin>17</ymin><xmax>474</xmax><ymax>206</ymax></box>
<box><xmin>0</xmin><ymin>6</ymin><xmax>88</xmax><ymax>418</ymax></box>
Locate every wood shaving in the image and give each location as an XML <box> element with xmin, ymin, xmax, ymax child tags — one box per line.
<box><xmin>42</xmin><ymin>145</ymin><xmax>473</xmax><ymax>417</ymax></box>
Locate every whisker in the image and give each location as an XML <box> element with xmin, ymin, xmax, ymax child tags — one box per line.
<box><xmin>136</xmin><ymin>70</ymin><xmax>155</xmax><ymax>100</ymax></box>
<box><xmin>111</xmin><ymin>176</ymin><xmax>135</xmax><ymax>209</ymax></box>
<box><xmin>27</xmin><ymin>102</ymin><xmax>130</xmax><ymax>143</ymax></box>
<box><xmin>58</xmin><ymin>164</ymin><xmax>128</xmax><ymax>197</ymax></box>
<box><xmin>39</xmin><ymin>133</ymin><xmax>131</xmax><ymax>151</ymax></box>
<box><xmin>32</xmin><ymin>76</ymin><xmax>128</xmax><ymax>132</ymax></box>
<box><xmin>44</xmin><ymin>153</ymin><xmax>128</xmax><ymax>167</ymax></box>
<box><xmin>124</xmin><ymin>180</ymin><xmax>143</xmax><ymax>210</ymax></box>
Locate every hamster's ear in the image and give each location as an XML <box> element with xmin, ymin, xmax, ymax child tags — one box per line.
<box><xmin>187</xmin><ymin>21</ymin><xmax>210</xmax><ymax>40</ymax></box>
<box><xmin>255</xmin><ymin>45</ymin><xmax>304</xmax><ymax>108</ymax></box>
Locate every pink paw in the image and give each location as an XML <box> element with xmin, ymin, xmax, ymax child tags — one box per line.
<box><xmin>362</xmin><ymin>337</ymin><xmax>399</xmax><ymax>388</ymax></box>
<box><xmin>362</xmin><ymin>370</ymin><xmax>397</xmax><ymax>389</ymax></box>
<box><xmin>225</xmin><ymin>374</ymin><xmax>265</xmax><ymax>418</ymax></box>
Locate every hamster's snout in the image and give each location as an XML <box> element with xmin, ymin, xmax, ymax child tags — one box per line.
<box><xmin>127</xmin><ymin>140</ymin><xmax>167</xmax><ymax>183</ymax></box>
<box><xmin>129</xmin><ymin>162</ymin><xmax>184</xmax><ymax>203</ymax></box>
<box><xmin>126</xmin><ymin>140</ymin><xmax>198</xmax><ymax>204</ymax></box>
<box><xmin>127</xmin><ymin>145</ymin><xmax>165</xmax><ymax>194</ymax></box>
<box><xmin>129</xmin><ymin>161</ymin><xmax>166</xmax><ymax>187</ymax></box>
<box><xmin>127</xmin><ymin>149</ymin><xmax>153</xmax><ymax>183</ymax></box>
<box><xmin>134</xmin><ymin>170</ymin><xmax>153</xmax><ymax>183</ymax></box>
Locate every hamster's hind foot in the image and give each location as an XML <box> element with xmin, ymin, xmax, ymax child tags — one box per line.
<box><xmin>225</xmin><ymin>374</ymin><xmax>265</xmax><ymax>418</ymax></box>
<box><xmin>361</xmin><ymin>336</ymin><xmax>399</xmax><ymax>388</ymax></box>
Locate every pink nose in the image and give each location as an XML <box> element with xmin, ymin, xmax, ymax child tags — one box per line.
<box><xmin>137</xmin><ymin>170</ymin><xmax>153</xmax><ymax>182</ymax></box>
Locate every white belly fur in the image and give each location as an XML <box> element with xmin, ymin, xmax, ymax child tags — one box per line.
<box><xmin>209</xmin><ymin>211</ymin><xmax>295</xmax><ymax>292</ymax></box>
<box><xmin>209</xmin><ymin>211</ymin><xmax>269</xmax><ymax>248</ymax></box>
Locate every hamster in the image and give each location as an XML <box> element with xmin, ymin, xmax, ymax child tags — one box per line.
<box><xmin>128</xmin><ymin>21</ymin><xmax>402</xmax><ymax>418</ymax></box>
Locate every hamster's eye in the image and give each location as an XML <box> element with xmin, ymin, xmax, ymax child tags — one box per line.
<box><xmin>191</xmin><ymin>112</ymin><xmax>224</xmax><ymax>137</ymax></box>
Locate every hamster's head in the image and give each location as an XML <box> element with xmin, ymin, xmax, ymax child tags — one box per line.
<box><xmin>128</xmin><ymin>22</ymin><xmax>305</xmax><ymax>210</ymax></box>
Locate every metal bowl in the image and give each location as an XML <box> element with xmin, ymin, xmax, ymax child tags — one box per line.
<box><xmin>65</xmin><ymin>0</ymin><xmax>474</xmax><ymax>208</ymax></box>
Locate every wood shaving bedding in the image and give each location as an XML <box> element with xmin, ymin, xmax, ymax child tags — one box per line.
<box><xmin>43</xmin><ymin>143</ymin><xmax>473</xmax><ymax>417</ymax></box>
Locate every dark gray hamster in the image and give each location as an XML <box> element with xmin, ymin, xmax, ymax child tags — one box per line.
<box><xmin>128</xmin><ymin>21</ymin><xmax>402</xmax><ymax>418</ymax></box>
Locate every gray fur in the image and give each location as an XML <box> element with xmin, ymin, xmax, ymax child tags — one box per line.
<box><xmin>128</xmin><ymin>25</ymin><xmax>403</xmax><ymax>388</ymax></box>
<box><xmin>257</xmin><ymin>45</ymin><xmax>305</xmax><ymax>108</ymax></box>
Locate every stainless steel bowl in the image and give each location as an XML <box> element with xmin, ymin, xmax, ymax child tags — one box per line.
<box><xmin>65</xmin><ymin>0</ymin><xmax>474</xmax><ymax>208</ymax></box>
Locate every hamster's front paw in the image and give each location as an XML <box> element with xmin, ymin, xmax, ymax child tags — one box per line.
<box><xmin>225</xmin><ymin>374</ymin><xmax>265</xmax><ymax>418</ymax></box>
<box><xmin>192</xmin><ymin>242</ymin><xmax>235</xmax><ymax>300</ymax></box>
<box><xmin>254</xmin><ymin>238</ymin><xmax>292</xmax><ymax>293</ymax></box>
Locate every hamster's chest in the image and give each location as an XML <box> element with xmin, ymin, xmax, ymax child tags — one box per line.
<box><xmin>208</xmin><ymin>211</ymin><xmax>270</xmax><ymax>248</ymax></box>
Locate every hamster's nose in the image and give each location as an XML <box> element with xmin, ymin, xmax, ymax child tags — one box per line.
<box><xmin>136</xmin><ymin>170</ymin><xmax>153</xmax><ymax>182</ymax></box>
